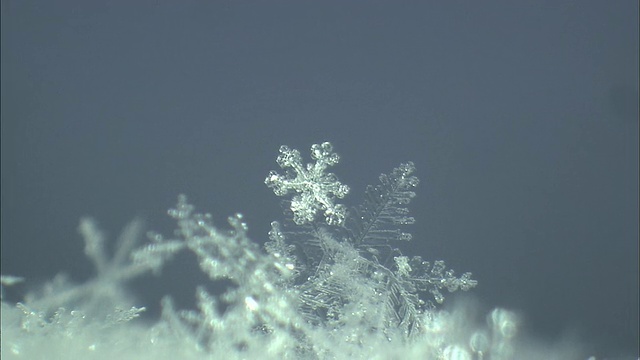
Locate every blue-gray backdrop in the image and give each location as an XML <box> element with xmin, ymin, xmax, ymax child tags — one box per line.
<box><xmin>2</xmin><ymin>1</ymin><xmax>638</xmax><ymax>357</ymax></box>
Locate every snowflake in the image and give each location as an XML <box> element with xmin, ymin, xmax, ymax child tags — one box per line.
<box><xmin>265</xmin><ymin>142</ymin><xmax>350</xmax><ymax>226</ymax></box>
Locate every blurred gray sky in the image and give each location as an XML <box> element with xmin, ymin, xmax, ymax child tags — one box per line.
<box><xmin>1</xmin><ymin>1</ymin><xmax>638</xmax><ymax>356</ymax></box>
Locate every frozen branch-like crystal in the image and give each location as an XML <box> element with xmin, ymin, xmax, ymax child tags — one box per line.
<box><xmin>395</xmin><ymin>256</ymin><xmax>478</xmax><ymax>304</ymax></box>
<box><xmin>265</xmin><ymin>142</ymin><xmax>350</xmax><ymax>226</ymax></box>
<box><xmin>22</xmin><ymin>217</ymin><xmax>162</xmax><ymax>314</ymax></box>
<box><xmin>348</xmin><ymin>162</ymin><xmax>419</xmax><ymax>245</ymax></box>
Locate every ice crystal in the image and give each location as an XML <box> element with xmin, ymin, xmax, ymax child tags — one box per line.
<box><xmin>264</xmin><ymin>142</ymin><xmax>478</xmax><ymax>343</ymax></box>
<box><xmin>265</xmin><ymin>142</ymin><xmax>350</xmax><ymax>226</ymax></box>
<box><xmin>22</xmin><ymin>217</ymin><xmax>162</xmax><ymax>315</ymax></box>
<box><xmin>151</xmin><ymin>195</ymin><xmax>309</xmax><ymax>357</ymax></box>
<box><xmin>393</xmin><ymin>257</ymin><xmax>478</xmax><ymax>305</ymax></box>
<box><xmin>348</xmin><ymin>161</ymin><xmax>419</xmax><ymax>244</ymax></box>
<box><xmin>1</xmin><ymin>140</ymin><xmax>600</xmax><ymax>360</ymax></box>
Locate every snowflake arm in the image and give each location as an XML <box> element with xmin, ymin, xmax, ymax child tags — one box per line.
<box><xmin>265</xmin><ymin>142</ymin><xmax>350</xmax><ymax>226</ymax></box>
<box><xmin>395</xmin><ymin>256</ymin><xmax>478</xmax><ymax>304</ymax></box>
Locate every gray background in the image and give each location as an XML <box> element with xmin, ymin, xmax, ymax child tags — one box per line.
<box><xmin>2</xmin><ymin>1</ymin><xmax>638</xmax><ymax>357</ymax></box>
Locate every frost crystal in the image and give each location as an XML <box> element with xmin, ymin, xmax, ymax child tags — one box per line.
<box><xmin>1</xmin><ymin>140</ymin><xmax>601</xmax><ymax>359</ymax></box>
<box><xmin>21</xmin><ymin>217</ymin><xmax>163</xmax><ymax>315</ymax></box>
<box><xmin>265</xmin><ymin>142</ymin><xmax>350</xmax><ymax>226</ymax></box>
<box><xmin>266</xmin><ymin>147</ymin><xmax>478</xmax><ymax>343</ymax></box>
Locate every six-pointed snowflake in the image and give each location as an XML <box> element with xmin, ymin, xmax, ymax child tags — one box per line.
<box><xmin>265</xmin><ymin>142</ymin><xmax>350</xmax><ymax>226</ymax></box>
